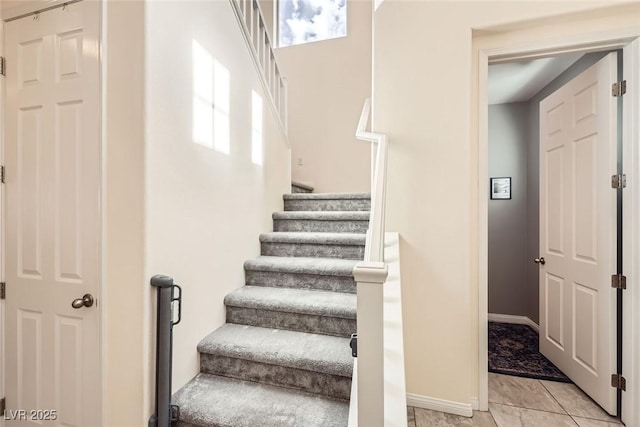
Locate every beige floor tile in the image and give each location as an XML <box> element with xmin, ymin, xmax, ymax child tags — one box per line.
<box><xmin>414</xmin><ymin>408</ymin><xmax>497</xmax><ymax>427</ymax></box>
<box><xmin>488</xmin><ymin>373</ymin><xmax>565</xmax><ymax>413</ymax></box>
<box><xmin>572</xmin><ymin>417</ymin><xmax>622</xmax><ymax>427</ymax></box>
<box><xmin>408</xmin><ymin>406</ymin><xmax>417</xmax><ymax>427</ymax></box>
<box><xmin>489</xmin><ymin>403</ymin><xmax>578</xmax><ymax>427</ymax></box>
<box><xmin>541</xmin><ymin>381</ymin><xmax>619</xmax><ymax>423</ymax></box>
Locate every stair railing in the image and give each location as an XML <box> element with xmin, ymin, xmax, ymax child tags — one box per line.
<box><xmin>352</xmin><ymin>98</ymin><xmax>389</xmax><ymax>427</ymax></box>
<box><xmin>229</xmin><ymin>0</ymin><xmax>289</xmax><ymax>145</ymax></box>
<box><xmin>149</xmin><ymin>275</ymin><xmax>183</xmax><ymax>427</ymax></box>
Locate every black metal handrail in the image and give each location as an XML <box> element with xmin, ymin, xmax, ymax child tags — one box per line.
<box><xmin>149</xmin><ymin>275</ymin><xmax>182</xmax><ymax>427</ymax></box>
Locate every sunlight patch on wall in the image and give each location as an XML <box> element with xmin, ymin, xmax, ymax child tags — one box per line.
<box><xmin>251</xmin><ymin>91</ymin><xmax>264</xmax><ymax>166</ymax></box>
<box><xmin>192</xmin><ymin>40</ymin><xmax>214</xmax><ymax>148</ymax></box>
<box><xmin>213</xmin><ymin>60</ymin><xmax>230</xmax><ymax>155</ymax></box>
<box><xmin>192</xmin><ymin>40</ymin><xmax>231</xmax><ymax>154</ymax></box>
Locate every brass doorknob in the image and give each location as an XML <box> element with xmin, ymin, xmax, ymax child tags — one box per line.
<box><xmin>534</xmin><ymin>257</ymin><xmax>546</xmax><ymax>265</ymax></box>
<box><xmin>71</xmin><ymin>294</ymin><xmax>94</xmax><ymax>309</ymax></box>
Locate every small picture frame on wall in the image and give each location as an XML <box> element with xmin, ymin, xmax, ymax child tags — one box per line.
<box><xmin>490</xmin><ymin>177</ymin><xmax>511</xmax><ymax>200</ymax></box>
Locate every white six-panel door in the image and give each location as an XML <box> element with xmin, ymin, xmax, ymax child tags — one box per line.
<box><xmin>4</xmin><ymin>2</ymin><xmax>101</xmax><ymax>425</ymax></box>
<box><xmin>539</xmin><ymin>52</ymin><xmax>617</xmax><ymax>414</ymax></box>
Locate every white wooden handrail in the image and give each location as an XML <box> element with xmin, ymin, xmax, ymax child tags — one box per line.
<box><xmin>352</xmin><ymin>98</ymin><xmax>389</xmax><ymax>427</ymax></box>
<box><xmin>229</xmin><ymin>0</ymin><xmax>289</xmax><ymax>146</ymax></box>
<box><xmin>356</xmin><ymin>98</ymin><xmax>388</xmax><ymax>263</ymax></box>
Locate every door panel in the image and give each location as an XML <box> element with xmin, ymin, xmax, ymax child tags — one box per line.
<box><xmin>545</xmin><ymin>273</ymin><xmax>564</xmax><ymax>349</ymax></box>
<box><xmin>545</xmin><ymin>147</ymin><xmax>565</xmax><ymax>255</ymax></box>
<box><xmin>539</xmin><ymin>52</ymin><xmax>617</xmax><ymax>414</ymax></box>
<box><xmin>5</xmin><ymin>2</ymin><xmax>101</xmax><ymax>425</ymax></box>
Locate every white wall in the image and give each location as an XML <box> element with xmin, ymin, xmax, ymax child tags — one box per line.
<box><xmin>276</xmin><ymin>0</ymin><xmax>372</xmax><ymax>193</ymax></box>
<box><xmin>103</xmin><ymin>1</ymin><xmax>292</xmax><ymax>425</ymax></box>
<box><xmin>373</xmin><ymin>0</ymin><xmax>640</xmax><ymax>409</ymax></box>
<box><xmin>144</xmin><ymin>0</ymin><xmax>290</xmax><ymax>400</ymax></box>
<box><xmin>103</xmin><ymin>1</ymin><xmax>147</xmax><ymax>425</ymax></box>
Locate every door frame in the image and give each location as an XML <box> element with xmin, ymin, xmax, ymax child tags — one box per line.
<box><xmin>1</xmin><ymin>1</ymin><xmax>104</xmax><ymax>424</ymax></box>
<box><xmin>477</xmin><ymin>26</ymin><xmax>640</xmax><ymax>426</ymax></box>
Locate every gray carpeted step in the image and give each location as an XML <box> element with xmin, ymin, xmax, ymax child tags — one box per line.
<box><xmin>225</xmin><ymin>286</ymin><xmax>356</xmax><ymax>337</ymax></box>
<box><xmin>198</xmin><ymin>324</ymin><xmax>353</xmax><ymax>400</ymax></box>
<box><xmin>291</xmin><ymin>181</ymin><xmax>314</xmax><ymax>194</ymax></box>
<box><xmin>284</xmin><ymin>193</ymin><xmax>371</xmax><ymax>212</ymax></box>
<box><xmin>244</xmin><ymin>256</ymin><xmax>358</xmax><ymax>294</ymax></box>
<box><xmin>273</xmin><ymin>211</ymin><xmax>369</xmax><ymax>233</ymax></box>
<box><xmin>260</xmin><ymin>232</ymin><xmax>365</xmax><ymax>260</ymax></box>
<box><xmin>173</xmin><ymin>373</ymin><xmax>349</xmax><ymax>427</ymax></box>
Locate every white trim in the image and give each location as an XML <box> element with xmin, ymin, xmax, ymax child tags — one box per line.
<box><xmin>622</xmin><ymin>38</ymin><xmax>640</xmax><ymax>427</ymax></box>
<box><xmin>406</xmin><ymin>393</ymin><xmax>473</xmax><ymax>418</ymax></box>
<box><xmin>488</xmin><ymin>313</ymin><xmax>539</xmax><ymax>332</ymax></box>
<box><xmin>477</xmin><ymin>24</ymin><xmax>640</xmax><ymax>426</ymax></box>
<box><xmin>1</xmin><ymin>0</ymin><xmax>77</xmax><ymax>21</ymax></box>
<box><xmin>348</xmin><ymin>362</ymin><xmax>358</xmax><ymax>426</ymax></box>
<box><xmin>0</xmin><ymin>18</ymin><xmax>5</xmax><ymax>427</ymax></box>
<box><xmin>348</xmin><ymin>233</ymin><xmax>406</xmax><ymax>427</ymax></box>
<box><xmin>470</xmin><ymin>397</ymin><xmax>479</xmax><ymax>411</ymax></box>
<box><xmin>486</xmin><ymin>28</ymin><xmax>639</xmax><ymax>64</ymax></box>
<box><xmin>478</xmin><ymin>48</ymin><xmax>490</xmax><ymax>413</ymax></box>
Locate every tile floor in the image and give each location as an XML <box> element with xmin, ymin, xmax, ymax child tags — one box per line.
<box><xmin>407</xmin><ymin>373</ymin><xmax>622</xmax><ymax>427</ymax></box>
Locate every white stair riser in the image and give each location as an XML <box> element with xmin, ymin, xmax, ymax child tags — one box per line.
<box><xmin>245</xmin><ymin>270</ymin><xmax>356</xmax><ymax>294</ymax></box>
<box><xmin>200</xmin><ymin>354</ymin><xmax>352</xmax><ymax>400</ymax></box>
<box><xmin>284</xmin><ymin>199</ymin><xmax>371</xmax><ymax>212</ymax></box>
<box><xmin>261</xmin><ymin>242</ymin><xmax>365</xmax><ymax>260</ymax></box>
<box><xmin>273</xmin><ymin>219</ymin><xmax>369</xmax><ymax>233</ymax></box>
<box><xmin>226</xmin><ymin>306</ymin><xmax>356</xmax><ymax>338</ymax></box>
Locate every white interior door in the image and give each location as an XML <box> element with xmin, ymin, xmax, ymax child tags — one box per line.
<box><xmin>539</xmin><ymin>52</ymin><xmax>617</xmax><ymax>414</ymax></box>
<box><xmin>4</xmin><ymin>2</ymin><xmax>101</xmax><ymax>425</ymax></box>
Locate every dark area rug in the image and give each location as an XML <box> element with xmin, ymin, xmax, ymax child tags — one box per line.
<box><xmin>488</xmin><ymin>322</ymin><xmax>571</xmax><ymax>383</ymax></box>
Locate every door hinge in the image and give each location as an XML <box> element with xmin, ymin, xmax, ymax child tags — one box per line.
<box><xmin>612</xmin><ymin>274</ymin><xmax>627</xmax><ymax>290</ymax></box>
<box><xmin>1</xmin><ymin>165</ymin><xmax>5</xmax><ymax>183</ymax></box>
<box><xmin>0</xmin><ymin>57</ymin><xmax>5</xmax><ymax>77</ymax></box>
<box><xmin>0</xmin><ymin>282</ymin><xmax>5</xmax><ymax>300</ymax></box>
<box><xmin>612</xmin><ymin>174</ymin><xmax>627</xmax><ymax>189</ymax></box>
<box><xmin>612</xmin><ymin>80</ymin><xmax>627</xmax><ymax>97</ymax></box>
<box><xmin>0</xmin><ymin>397</ymin><xmax>5</xmax><ymax>414</ymax></box>
<box><xmin>612</xmin><ymin>374</ymin><xmax>627</xmax><ymax>391</ymax></box>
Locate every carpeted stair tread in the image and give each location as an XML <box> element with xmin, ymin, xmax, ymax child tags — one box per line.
<box><xmin>244</xmin><ymin>256</ymin><xmax>358</xmax><ymax>276</ymax></box>
<box><xmin>173</xmin><ymin>373</ymin><xmax>349</xmax><ymax>427</ymax></box>
<box><xmin>197</xmin><ymin>323</ymin><xmax>353</xmax><ymax>377</ymax></box>
<box><xmin>272</xmin><ymin>211</ymin><xmax>370</xmax><ymax>220</ymax></box>
<box><xmin>284</xmin><ymin>193</ymin><xmax>370</xmax><ymax>200</ymax></box>
<box><xmin>225</xmin><ymin>286</ymin><xmax>356</xmax><ymax>319</ymax></box>
<box><xmin>259</xmin><ymin>232</ymin><xmax>366</xmax><ymax>246</ymax></box>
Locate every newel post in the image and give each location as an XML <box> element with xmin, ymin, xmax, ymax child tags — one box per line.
<box><xmin>353</xmin><ymin>261</ymin><xmax>388</xmax><ymax>427</ymax></box>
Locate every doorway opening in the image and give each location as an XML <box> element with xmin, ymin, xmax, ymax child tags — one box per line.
<box><xmin>478</xmin><ymin>30</ymin><xmax>640</xmax><ymax>426</ymax></box>
<box><xmin>487</xmin><ymin>50</ymin><xmax>620</xmax><ymax>421</ymax></box>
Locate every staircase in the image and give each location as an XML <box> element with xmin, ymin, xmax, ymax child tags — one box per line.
<box><xmin>173</xmin><ymin>191</ymin><xmax>371</xmax><ymax>427</ymax></box>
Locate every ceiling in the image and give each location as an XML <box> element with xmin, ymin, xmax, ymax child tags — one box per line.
<box><xmin>488</xmin><ymin>53</ymin><xmax>583</xmax><ymax>105</ymax></box>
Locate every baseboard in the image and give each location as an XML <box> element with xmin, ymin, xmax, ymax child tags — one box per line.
<box><xmin>488</xmin><ymin>313</ymin><xmax>539</xmax><ymax>332</ymax></box>
<box><xmin>406</xmin><ymin>393</ymin><xmax>473</xmax><ymax>418</ymax></box>
<box><xmin>470</xmin><ymin>397</ymin><xmax>479</xmax><ymax>411</ymax></box>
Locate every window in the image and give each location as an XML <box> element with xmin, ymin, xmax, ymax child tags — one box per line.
<box><xmin>278</xmin><ymin>0</ymin><xmax>347</xmax><ymax>48</ymax></box>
